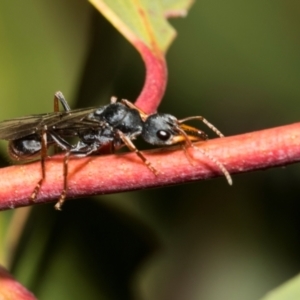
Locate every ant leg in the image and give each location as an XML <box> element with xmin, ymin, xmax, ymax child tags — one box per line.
<box><xmin>30</xmin><ymin>126</ymin><xmax>48</xmax><ymax>201</ymax></box>
<box><xmin>178</xmin><ymin>123</ymin><xmax>208</xmax><ymax>142</ymax></box>
<box><xmin>52</xmin><ymin>137</ymin><xmax>102</xmax><ymax>210</ymax></box>
<box><xmin>178</xmin><ymin>116</ymin><xmax>224</xmax><ymax>138</ymax></box>
<box><xmin>181</xmin><ymin>144</ymin><xmax>196</xmax><ymax>166</ymax></box>
<box><xmin>54</xmin><ymin>93</ymin><xmax>60</xmax><ymax>113</ymax></box>
<box><xmin>120</xmin><ymin>99</ymin><xmax>149</xmax><ymax>121</ymax></box>
<box><xmin>53</xmin><ymin>91</ymin><xmax>71</xmax><ymax>155</ymax></box>
<box><xmin>177</xmin><ymin>126</ymin><xmax>232</xmax><ymax>185</ymax></box>
<box><xmin>48</xmin><ymin>130</ymin><xmax>73</xmax><ymax>151</ymax></box>
<box><xmin>54</xmin><ymin>141</ymin><xmax>104</xmax><ymax>210</ymax></box>
<box><xmin>54</xmin><ymin>91</ymin><xmax>71</xmax><ymax>112</ymax></box>
<box><xmin>54</xmin><ymin>151</ymin><xmax>71</xmax><ymax>210</ymax></box>
<box><xmin>116</xmin><ymin>130</ymin><xmax>159</xmax><ymax>175</ymax></box>
<box><xmin>48</xmin><ymin>131</ymin><xmax>75</xmax><ymax>210</ymax></box>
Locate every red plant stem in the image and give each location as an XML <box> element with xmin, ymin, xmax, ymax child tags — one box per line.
<box><xmin>134</xmin><ymin>41</ymin><xmax>167</xmax><ymax>114</ymax></box>
<box><xmin>0</xmin><ymin>122</ymin><xmax>299</xmax><ymax>211</ymax></box>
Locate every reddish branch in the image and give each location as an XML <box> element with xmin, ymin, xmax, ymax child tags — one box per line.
<box><xmin>134</xmin><ymin>41</ymin><xmax>167</xmax><ymax>114</ymax></box>
<box><xmin>0</xmin><ymin>122</ymin><xmax>299</xmax><ymax>211</ymax></box>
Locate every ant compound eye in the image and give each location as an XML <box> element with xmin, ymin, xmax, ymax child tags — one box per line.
<box><xmin>157</xmin><ymin>130</ymin><xmax>171</xmax><ymax>141</ymax></box>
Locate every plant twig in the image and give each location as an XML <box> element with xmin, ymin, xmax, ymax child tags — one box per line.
<box><xmin>134</xmin><ymin>41</ymin><xmax>167</xmax><ymax>113</ymax></box>
<box><xmin>0</xmin><ymin>122</ymin><xmax>299</xmax><ymax>211</ymax></box>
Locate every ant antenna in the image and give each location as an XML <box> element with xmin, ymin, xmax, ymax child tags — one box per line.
<box><xmin>178</xmin><ymin>116</ymin><xmax>224</xmax><ymax>138</ymax></box>
<box><xmin>193</xmin><ymin>145</ymin><xmax>232</xmax><ymax>185</ymax></box>
<box><xmin>177</xmin><ymin>126</ymin><xmax>232</xmax><ymax>185</ymax></box>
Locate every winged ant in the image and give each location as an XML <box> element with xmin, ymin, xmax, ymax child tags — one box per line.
<box><xmin>0</xmin><ymin>92</ymin><xmax>232</xmax><ymax>210</ymax></box>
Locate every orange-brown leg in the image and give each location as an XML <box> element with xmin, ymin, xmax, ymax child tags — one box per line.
<box><xmin>54</xmin><ymin>151</ymin><xmax>71</xmax><ymax>210</ymax></box>
<box><xmin>181</xmin><ymin>144</ymin><xmax>196</xmax><ymax>166</ymax></box>
<box><xmin>54</xmin><ymin>91</ymin><xmax>71</xmax><ymax>112</ymax></box>
<box><xmin>54</xmin><ymin>92</ymin><xmax>59</xmax><ymax>113</ymax></box>
<box><xmin>30</xmin><ymin>126</ymin><xmax>48</xmax><ymax>201</ymax></box>
<box><xmin>177</xmin><ymin>126</ymin><xmax>232</xmax><ymax>185</ymax></box>
<box><xmin>53</xmin><ymin>92</ymin><xmax>71</xmax><ymax>155</ymax></box>
<box><xmin>117</xmin><ymin>130</ymin><xmax>158</xmax><ymax>175</ymax></box>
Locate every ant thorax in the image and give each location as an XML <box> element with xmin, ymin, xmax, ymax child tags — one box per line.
<box><xmin>89</xmin><ymin>102</ymin><xmax>144</xmax><ymax>138</ymax></box>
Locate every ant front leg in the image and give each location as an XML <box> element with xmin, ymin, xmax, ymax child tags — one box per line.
<box><xmin>116</xmin><ymin>130</ymin><xmax>159</xmax><ymax>175</ymax></box>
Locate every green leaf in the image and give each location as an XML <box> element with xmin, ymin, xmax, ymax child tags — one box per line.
<box><xmin>89</xmin><ymin>0</ymin><xmax>193</xmax><ymax>54</ymax></box>
<box><xmin>261</xmin><ymin>275</ymin><xmax>300</xmax><ymax>300</ymax></box>
<box><xmin>89</xmin><ymin>0</ymin><xmax>194</xmax><ymax>113</ymax></box>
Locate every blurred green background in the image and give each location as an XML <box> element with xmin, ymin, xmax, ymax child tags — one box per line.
<box><xmin>1</xmin><ymin>0</ymin><xmax>300</xmax><ymax>299</ymax></box>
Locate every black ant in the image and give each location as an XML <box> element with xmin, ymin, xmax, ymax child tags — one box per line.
<box><xmin>0</xmin><ymin>92</ymin><xmax>232</xmax><ymax>210</ymax></box>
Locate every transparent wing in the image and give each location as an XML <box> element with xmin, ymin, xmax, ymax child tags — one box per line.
<box><xmin>0</xmin><ymin>107</ymin><xmax>99</xmax><ymax>140</ymax></box>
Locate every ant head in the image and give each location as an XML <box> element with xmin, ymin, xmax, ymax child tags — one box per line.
<box><xmin>141</xmin><ymin>113</ymin><xmax>208</xmax><ymax>146</ymax></box>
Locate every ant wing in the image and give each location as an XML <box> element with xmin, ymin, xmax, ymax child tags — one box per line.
<box><xmin>0</xmin><ymin>107</ymin><xmax>98</xmax><ymax>141</ymax></box>
<box><xmin>0</xmin><ymin>114</ymin><xmax>51</xmax><ymax>140</ymax></box>
<box><xmin>44</xmin><ymin>107</ymin><xmax>107</xmax><ymax>133</ymax></box>
<box><xmin>39</xmin><ymin>107</ymin><xmax>99</xmax><ymax>130</ymax></box>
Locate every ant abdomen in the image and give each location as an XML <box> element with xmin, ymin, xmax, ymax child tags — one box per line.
<box><xmin>8</xmin><ymin>134</ymin><xmax>42</xmax><ymax>160</ymax></box>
